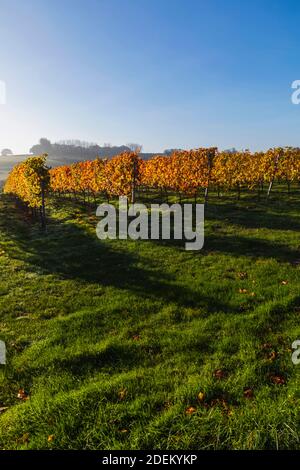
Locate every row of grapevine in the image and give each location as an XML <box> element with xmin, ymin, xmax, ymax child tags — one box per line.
<box><xmin>50</xmin><ymin>152</ymin><xmax>142</xmax><ymax>201</ymax></box>
<box><xmin>49</xmin><ymin>146</ymin><xmax>300</xmax><ymax>201</ymax></box>
<box><xmin>3</xmin><ymin>155</ymin><xmax>50</xmax><ymax>227</ymax></box>
<box><xmin>4</xmin><ymin>147</ymin><xmax>300</xmax><ymax>227</ymax></box>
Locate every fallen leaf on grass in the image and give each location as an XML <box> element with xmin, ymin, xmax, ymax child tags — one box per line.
<box><xmin>239</xmin><ymin>288</ymin><xmax>255</xmax><ymax>296</ymax></box>
<box><xmin>213</xmin><ymin>369</ymin><xmax>227</xmax><ymax>380</ymax></box>
<box><xmin>268</xmin><ymin>351</ymin><xmax>277</xmax><ymax>361</ymax></box>
<box><xmin>118</xmin><ymin>388</ymin><xmax>127</xmax><ymax>400</ymax></box>
<box><xmin>47</xmin><ymin>434</ymin><xmax>55</xmax><ymax>442</ymax></box>
<box><xmin>17</xmin><ymin>388</ymin><xmax>29</xmax><ymax>400</ymax></box>
<box><xmin>270</xmin><ymin>374</ymin><xmax>286</xmax><ymax>385</ymax></box>
<box><xmin>185</xmin><ymin>406</ymin><xmax>197</xmax><ymax>415</ymax></box>
<box><xmin>197</xmin><ymin>391</ymin><xmax>205</xmax><ymax>402</ymax></box>
<box><xmin>237</xmin><ymin>272</ymin><xmax>248</xmax><ymax>280</ymax></box>
<box><xmin>243</xmin><ymin>388</ymin><xmax>254</xmax><ymax>399</ymax></box>
<box><xmin>132</xmin><ymin>334</ymin><xmax>140</xmax><ymax>341</ymax></box>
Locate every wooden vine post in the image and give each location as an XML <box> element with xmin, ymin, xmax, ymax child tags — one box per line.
<box><xmin>267</xmin><ymin>149</ymin><xmax>282</xmax><ymax>199</ymax></box>
<box><xmin>35</xmin><ymin>154</ymin><xmax>50</xmax><ymax>230</ymax></box>
<box><xmin>204</xmin><ymin>147</ymin><xmax>217</xmax><ymax>205</ymax></box>
<box><xmin>40</xmin><ymin>179</ymin><xmax>46</xmax><ymax>230</ymax></box>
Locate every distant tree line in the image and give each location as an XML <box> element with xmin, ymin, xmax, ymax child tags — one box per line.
<box><xmin>29</xmin><ymin>138</ymin><xmax>145</xmax><ymax>159</ymax></box>
<box><xmin>1</xmin><ymin>141</ymin><xmax>241</xmax><ymax>160</ymax></box>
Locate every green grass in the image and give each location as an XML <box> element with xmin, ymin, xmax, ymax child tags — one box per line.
<box><xmin>0</xmin><ymin>189</ymin><xmax>300</xmax><ymax>450</ymax></box>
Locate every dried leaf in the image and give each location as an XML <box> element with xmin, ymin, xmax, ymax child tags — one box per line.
<box><xmin>185</xmin><ymin>406</ymin><xmax>197</xmax><ymax>415</ymax></box>
<box><xmin>270</xmin><ymin>374</ymin><xmax>286</xmax><ymax>385</ymax></box>
<box><xmin>213</xmin><ymin>369</ymin><xmax>227</xmax><ymax>380</ymax></box>
<box><xmin>243</xmin><ymin>388</ymin><xmax>254</xmax><ymax>399</ymax></box>
<box><xmin>118</xmin><ymin>388</ymin><xmax>127</xmax><ymax>400</ymax></box>
<box><xmin>132</xmin><ymin>334</ymin><xmax>140</xmax><ymax>341</ymax></box>
<box><xmin>17</xmin><ymin>388</ymin><xmax>29</xmax><ymax>400</ymax></box>
<box><xmin>268</xmin><ymin>351</ymin><xmax>277</xmax><ymax>361</ymax></box>
<box><xmin>237</xmin><ymin>272</ymin><xmax>248</xmax><ymax>280</ymax></box>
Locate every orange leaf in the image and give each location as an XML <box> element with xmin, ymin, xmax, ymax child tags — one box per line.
<box><xmin>17</xmin><ymin>388</ymin><xmax>29</xmax><ymax>400</ymax></box>
<box><xmin>270</xmin><ymin>374</ymin><xmax>286</xmax><ymax>385</ymax></box>
<box><xmin>185</xmin><ymin>406</ymin><xmax>197</xmax><ymax>415</ymax></box>
<box><xmin>243</xmin><ymin>388</ymin><xmax>254</xmax><ymax>399</ymax></box>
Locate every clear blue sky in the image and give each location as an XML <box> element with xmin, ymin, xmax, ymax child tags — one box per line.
<box><xmin>0</xmin><ymin>0</ymin><xmax>300</xmax><ymax>154</ymax></box>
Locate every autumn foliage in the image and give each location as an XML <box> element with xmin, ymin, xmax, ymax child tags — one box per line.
<box><xmin>3</xmin><ymin>154</ymin><xmax>50</xmax><ymax>209</ymax></box>
<box><xmin>49</xmin><ymin>152</ymin><xmax>141</xmax><ymax>198</ymax></box>
<box><xmin>5</xmin><ymin>147</ymin><xmax>300</xmax><ymax>213</ymax></box>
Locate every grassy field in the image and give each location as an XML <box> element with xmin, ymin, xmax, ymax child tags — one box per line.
<box><xmin>0</xmin><ymin>189</ymin><xmax>299</xmax><ymax>450</ymax></box>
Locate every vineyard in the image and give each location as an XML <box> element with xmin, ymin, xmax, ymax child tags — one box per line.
<box><xmin>3</xmin><ymin>0</ymin><xmax>300</xmax><ymax>454</ymax></box>
<box><xmin>1</xmin><ymin>147</ymin><xmax>300</xmax><ymax>450</ymax></box>
<box><xmin>3</xmin><ymin>147</ymin><xmax>300</xmax><ymax>221</ymax></box>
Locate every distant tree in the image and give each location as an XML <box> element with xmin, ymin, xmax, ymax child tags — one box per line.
<box><xmin>163</xmin><ymin>148</ymin><xmax>182</xmax><ymax>155</ymax></box>
<box><xmin>126</xmin><ymin>143</ymin><xmax>143</xmax><ymax>153</ymax></box>
<box><xmin>1</xmin><ymin>148</ymin><xmax>13</xmax><ymax>156</ymax></box>
<box><xmin>39</xmin><ymin>138</ymin><xmax>52</xmax><ymax>152</ymax></box>
<box><xmin>30</xmin><ymin>138</ymin><xmax>52</xmax><ymax>155</ymax></box>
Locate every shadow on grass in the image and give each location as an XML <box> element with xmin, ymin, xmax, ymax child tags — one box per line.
<box><xmin>1</xmin><ymin>194</ymin><xmax>299</xmax><ymax>387</ymax></box>
<box><xmin>205</xmin><ymin>232</ymin><xmax>299</xmax><ymax>263</ymax></box>
<box><xmin>205</xmin><ymin>201</ymin><xmax>300</xmax><ymax>232</ymax></box>
<box><xmin>0</xmin><ymin>195</ymin><xmax>229</xmax><ymax>314</ymax></box>
<box><xmin>2</xmin><ymin>194</ymin><xmax>298</xmax><ymax>294</ymax></box>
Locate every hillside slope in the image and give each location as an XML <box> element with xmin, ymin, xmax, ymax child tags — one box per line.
<box><xmin>0</xmin><ymin>192</ymin><xmax>299</xmax><ymax>449</ymax></box>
